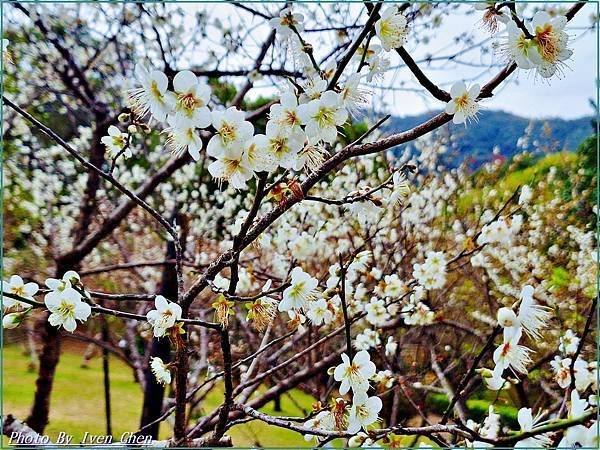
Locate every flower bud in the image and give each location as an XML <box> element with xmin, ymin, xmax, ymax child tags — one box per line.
<box><xmin>118</xmin><ymin>112</ymin><xmax>130</xmax><ymax>123</ymax></box>
<box><xmin>347</xmin><ymin>432</ymin><xmax>368</xmax><ymax>447</ymax></box>
<box><xmin>3</xmin><ymin>312</ymin><xmax>22</xmax><ymax>329</ymax></box>
<box><xmin>127</xmin><ymin>124</ymin><xmax>137</xmax><ymax>134</ymax></box>
<box><xmin>497</xmin><ymin>307</ymin><xmax>518</xmax><ymax>328</ymax></box>
<box><xmin>476</xmin><ymin>367</ymin><xmax>494</xmax><ymax>378</ymax></box>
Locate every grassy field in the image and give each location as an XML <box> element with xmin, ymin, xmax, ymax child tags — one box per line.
<box><xmin>2</xmin><ymin>342</ymin><xmax>324</xmax><ymax>447</ymax></box>
<box><xmin>456</xmin><ymin>151</ymin><xmax>578</xmax><ymax>214</ymax></box>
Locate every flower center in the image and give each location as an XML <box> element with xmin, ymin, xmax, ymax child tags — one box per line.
<box><xmin>344</xmin><ymin>363</ymin><xmax>361</xmax><ymax>381</ymax></box>
<box><xmin>315</xmin><ymin>106</ymin><xmax>335</xmax><ymax>127</ymax></box>
<box><xmin>455</xmin><ymin>93</ymin><xmax>470</xmax><ymax>110</ymax></box>
<box><xmin>219</xmin><ymin>122</ymin><xmax>237</xmax><ymax>145</ymax></box>
<box><xmin>380</xmin><ymin>20</ymin><xmax>394</xmax><ymax>38</ymax></box>
<box><xmin>290</xmin><ymin>281</ymin><xmax>306</xmax><ymax>299</ymax></box>
<box><xmin>270</xmin><ymin>137</ymin><xmax>288</xmax><ymax>157</ymax></box>
<box><xmin>11</xmin><ymin>286</ymin><xmax>24</xmax><ymax>297</ymax></box>
<box><xmin>156</xmin><ymin>309</ymin><xmax>175</xmax><ymax>327</ymax></box>
<box><xmin>113</xmin><ymin>135</ymin><xmax>126</xmax><ymax>147</ymax></box>
<box><xmin>281</xmin><ymin>15</ymin><xmax>295</xmax><ymax>28</ymax></box>
<box><xmin>178</xmin><ymin>92</ymin><xmax>201</xmax><ymax>112</ymax></box>
<box><xmin>285</xmin><ymin>110</ymin><xmax>300</xmax><ymax>127</ymax></box>
<box><xmin>58</xmin><ymin>300</ymin><xmax>75</xmax><ymax>317</ymax></box>
<box><xmin>535</xmin><ymin>25</ymin><xmax>560</xmax><ymax>62</ymax></box>
<box><xmin>356</xmin><ymin>404</ymin><xmax>370</xmax><ymax>420</ymax></box>
<box><xmin>225</xmin><ymin>158</ymin><xmax>241</xmax><ymax>175</ymax></box>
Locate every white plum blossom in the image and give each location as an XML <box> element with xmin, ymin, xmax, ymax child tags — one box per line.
<box><xmin>402</xmin><ymin>301</ymin><xmax>435</xmax><ymax>325</ymax></box>
<box><xmin>306</xmin><ymin>298</ymin><xmax>333</xmax><ymax>326</ymax></box>
<box><xmin>381</xmin><ymin>274</ymin><xmax>406</xmax><ymax>298</ymax></box>
<box><xmin>514</xmin><ymin>407</ymin><xmax>551</xmax><ymax>448</ymax></box>
<box><xmin>207</xmin><ymin>107</ymin><xmax>254</xmax><ymax>160</ymax></box>
<box><xmin>297</xmin><ymin>91</ymin><xmax>347</xmax><ymax>144</ymax></box>
<box><xmin>550</xmin><ymin>356</ymin><xmax>592</xmax><ymax>391</ymax></box>
<box><xmin>354</xmin><ymin>328</ymin><xmax>381</xmax><ymax>350</ymax></box>
<box><xmin>347</xmin><ymin>251</ymin><xmax>372</xmax><ymax>275</ymax></box>
<box><xmin>385</xmin><ymin>336</ymin><xmax>397</xmax><ymax>357</ymax></box>
<box><xmin>347</xmin><ymin>391</ymin><xmax>382</xmax><ymax>434</ymax></box>
<box><xmin>479</xmin><ymin>366</ymin><xmax>508</xmax><ymax>391</ymax></box>
<box><xmin>278</xmin><ymin>267</ymin><xmax>319</xmax><ymax>312</ymax></box>
<box><xmin>412</xmin><ymin>251</ymin><xmax>447</xmax><ymax>290</ymax></box>
<box><xmin>375</xmin><ymin>7</ymin><xmax>408</xmax><ymax>51</ymax></box>
<box><xmin>493</xmin><ymin>327</ymin><xmax>533</xmax><ymax>375</ymax></box>
<box><xmin>364</xmin><ymin>298</ymin><xmax>389</xmax><ymax>326</ymax></box>
<box><xmin>244</xmin><ymin>136</ymin><xmax>278</xmax><ymax>173</ymax></box>
<box><xmin>303</xmin><ymin>410</ymin><xmax>334</xmax><ymax>442</ymax></box>
<box><xmin>389</xmin><ymin>172</ymin><xmax>411</xmax><ymax>205</ymax></box>
<box><xmin>346</xmin><ymin>198</ymin><xmax>383</xmax><ymax>226</ymax></box>
<box><xmin>3</xmin><ymin>275</ymin><xmax>39</xmax><ymax>309</ymax></box>
<box><xmin>300</xmin><ymin>76</ymin><xmax>327</xmax><ymax>102</ymax></box>
<box><xmin>502</xmin><ymin>12</ymin><xmax>572</xmax><ymax>79</ymax></box>
<box><xmin>567</xmin><ymin>390</ymin><xmax>589</xmax><ymax>420</ymax></box>
<box><xmin>503</xmin><ymin>21</ymin><xmax>537</xmax><ymax>69</ymax></box>
<box><xmin>333</xmin><ymin>350</ymin><xmax>376</xmax><ymax>395</ymax></box>
<box><xmin>339</xmin><ymin>73</ymin><xmax>370</xmax><ymax>116</ymax></box>
<box><xmin>445</xmin><ymin>81</ymin><xmax>481</xmax><ymax>125</ymax></box>
<box><xmin>166</xmin><ymin>115</ymin><xmax>204</xmax><ymax>161</ymax></box>
<box><xmin>497</xmin><ymin>307</ymin><xmax>519</xmax><ymax>329</ymax></box>
<box><xmin>2</xmin><ymin>38</ymin><xmax>10</xmax><ymax>63</ymax></box>
<box><xmin>167</xmin><ymin>70</ymin><xmax>211</xmax><ymax>127</ymax></box>
<box><xmin>45</xmin><ymin>270</ymin><xmax>82</xmax><ymax>292</ymax></box>
<box><xmin>372</xmin><ymin>370</ymin><xmax>394</xmax><ymax>389</ymax></box>
<box><xmin>517</xmin><ymin>285</ymin><xmax>552</xmax><ymax>340</ymax></box>
<box><xmin>254</xmin><ymin>121</ymin><xmax>305</xmax><ymax>171</ymax></box>
<box><xmin>150</xmin><ymin>357</ymin><xmax>171</xmax><ymax>385</ymax></box>
<box><xmin>128</xmin><ymin>64</ymin><xmax>171</xmax><ymax>121</ymax></box>
<box><xmin>5</xmin><ymin>5</ymin><xmax>593</xmax><ymax>445</ymax></box>
<box><xmin>477</xmin><ymin>216</ymin><xmax>519</xmax><ymax>246</ymax></box>
<box><xmin>45</xmin><ymin>287</ymin><xmax>91</xmax><ymax>333</ymax></box>
<box><xmin>207</xmin><ymin>151</ymin><xmax>254</xmax><ymax>190</ymax></box>
<box><xmin>518</xmin><ymin>184</ymin><xmax>533</xmax><ymax>205</ymax></box>
<box><xmin>353</xmin><ymin>43</ymin><xmax>390</xmax><ymax>82</ymax></box>
<box><xmin>146</xmin><ymin>295</ymin><xmax>182</xmax><ymax>337</ymax></box>
<box><xmin>529</xmin><ymin>12</ymin><xmax>572</xmax><ymax>78</ymax></box>
<box><xmin>268</xmin><ymin>91</ymin><xmax>303</xmax><ymax>135</ymax></box>
<box><xmin>269</xmin><ymin>7</ymin><xmax>304</xmax><ymax>38</ymax></box>
<box><xmin>559</xmin><ymin>329</ymin><xmax>580</xmax><ymax>355</ymax></box>
<box><xmin>3</xmin><ymin>312</ymin><xmax>24</xmax><ymax>329</ymax></box>
<box><xmin>556</xmin><ymin>423</ymin><xmax>597</xmax><ymax>449</ymax></box>
<box><xmin>465</xmin><ymin>405</ymin><xmax>501</xmax><ymax>447</ymax></box>
<box><xmin>101</xmin><ymin>125</ymin><xmax>130</xmax><ymax>158</ymax></box>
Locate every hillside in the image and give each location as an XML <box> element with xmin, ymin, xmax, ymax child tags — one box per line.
<box><xmin>384</xmin><ymin>110</ymin><xmax>594</xmax><ymax>168</ymax></box>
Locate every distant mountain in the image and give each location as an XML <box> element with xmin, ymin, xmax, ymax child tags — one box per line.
<box><xmin>384</xmin><ymin>110</ymin><xmax>594</xmax><ymax>168</ymax></box>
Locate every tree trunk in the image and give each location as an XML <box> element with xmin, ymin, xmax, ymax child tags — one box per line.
<box><xmin>273</xmin><ymin>394</ymin><xmax>282</xmax><ymax>412</ymax></box>
<box><xmin>102</xmin><ymin>318</ymin><xmax>112</xmax><ymax>436</ymax></box>
<box><xmin>139</xmin><ymin>336</ymin><xmax>171</xmax><ymax>439</ymax></box>
<box><xmin>25</xmin><ymin>317</ymin><xmax>60</xmax><ymax>433</ymax></box>
<box><xmin>139</xmin><ymin>231</ymin><xmax>182</xmax><ymax>439</ymax></box>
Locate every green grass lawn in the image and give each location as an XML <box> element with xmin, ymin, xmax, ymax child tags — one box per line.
<box><xmin>1</xmin><ymin>343</ymin><xmax>322</xmax><ymax>447</ymax></box>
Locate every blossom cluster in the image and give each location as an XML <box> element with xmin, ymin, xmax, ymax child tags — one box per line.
<box><xmin>2</xmin><ymin>2</ymin><xmax>593</xmax><ymax>447</ymax></box>
<box><xmin>502</xmin><ymin>11</ymin><xmax>572</xmax><ymax>79</ymax></box>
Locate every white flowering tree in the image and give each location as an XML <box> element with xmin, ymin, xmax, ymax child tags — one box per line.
<box><xmin>2</xmin><ymin>1</ymin><xmax>597</xmax><ymax>448</ymax></box>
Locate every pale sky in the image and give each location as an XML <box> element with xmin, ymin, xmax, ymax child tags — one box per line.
<box><xmin>183</xmin><ymin>2</ymin><xmax>598</xmax><ymax>120</ymax></box>
<box><xmin>391</xmin><ymin>5</ymin><xmax>598</xmax><ymax>120</ymax></box>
